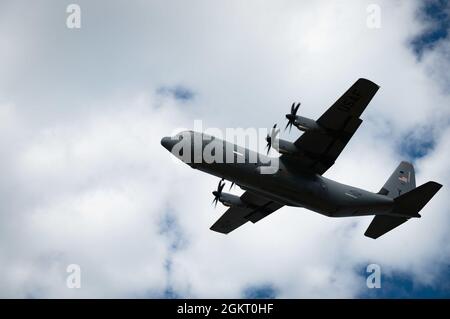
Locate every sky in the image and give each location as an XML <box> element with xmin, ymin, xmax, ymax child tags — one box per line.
<box><xmin>0</xmin><ymin>0</ymin><xmax>449</xmax><ymax>298</ymax></box>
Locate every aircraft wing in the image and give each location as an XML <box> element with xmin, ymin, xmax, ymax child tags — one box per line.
<box><xmin>210</xmin><ymin>191</ymin><xmax>284</xmax><ymax>234</ymax></box>
<box><xmin>281</xmin><ymin>78</ymin><xmax>379</xmax><ymax>175</ymax></box>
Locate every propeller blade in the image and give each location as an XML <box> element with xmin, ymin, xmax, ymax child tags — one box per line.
<box><xmin>212</xmin><ymin>178</ymin><xmax>225</xmax><ymax>208</ymax></box>
<box><xmin>266</xmin><ymin>136</ymin><xmax>271</xmax><ymax>154</ymax></box>
<box><xmin>229</xmin><ymin>182</ymin><xmax>235</xmax><ymax>190</ymax></box>
<box><xmin>294</xmin><ymin>102</ymin><xmax>300</xmax><ymax>115</ymax></box>
<box><xmin>285</xmin><ymin>102</ymin><xmax>300</xmax><ymax>132</ymax></box>
<box><xmin>266</xmin><ymin>123</ymin><xmax>278</xmax><ymax>154</ymax></box>
<box><xmin>271</xmin><ymin>123</ymin><xmax>279</xmax><ymax>139</ymax></box>
<box><xmin>284</xmin><ymin>121</ymin><xmax>291</xmax><ymax>131</ymax></box>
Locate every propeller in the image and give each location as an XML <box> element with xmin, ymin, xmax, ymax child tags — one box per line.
<box><xmin>229</xmin><ymin>181</ymin><xmax>235</xmax><ymax>190</ymax></box>
<box><xmin>285</xmin><ymin>102</ymin><xmax>300</xmax><ymax>132</ymax></box>
<box><xmin>265</xmin><ymin>123</ymin><xmax>279</xmax><ymax>155</ymax></box>
<box><xmin>212</xmin><ymin>178</ymin><xmax>225</xmax><ymax>208</ymax></box>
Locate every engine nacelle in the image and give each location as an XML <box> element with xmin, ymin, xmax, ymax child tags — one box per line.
<box><xmin>273</xmin><ymin>139</ymin><xmax>300</xmax><ymax>155</ymax></box>
<box><xmin>219</xmin><ymin>192</ymin><xmax>246</xmax><ymax>207</ymax></box>
<box><xmin>293</xmin><ymin>116</ymin><xmax>322</xmax><ymax>132</ymax></box>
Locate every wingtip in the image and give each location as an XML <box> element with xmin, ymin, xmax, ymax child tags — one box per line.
<box><xmin>429</xmin><ymin>181</ymin><xmax>443</xmax><ymax>190</ymax></box>
<box><xmin>357</xmin><ymin>78</ymin><xmax>380</xmax><ymax>89</ymax></box>
<box><xmin>209</xmin><ymin>225</ymin><xmax>229</xmax><ymax>234</ymax></box>
<box><xmin>364</xmin><ymin>231</ymin><xmax>378</xmax><ymax>239</ymax></box>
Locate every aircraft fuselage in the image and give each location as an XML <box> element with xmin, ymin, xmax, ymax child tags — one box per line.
<box><xmin>161</xmin><ymin>131</ymin><xmax>394</xmax><ymax>218</ymax></box>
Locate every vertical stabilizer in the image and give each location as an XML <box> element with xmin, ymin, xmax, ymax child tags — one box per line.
<box><xmin>378</xmin><ymin>161</ymin><xmax>415</xmax><ymax>198</ymax></box>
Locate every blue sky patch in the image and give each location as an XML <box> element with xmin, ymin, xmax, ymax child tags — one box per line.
<box><xmin>243</xmin><ymin>284</ymin><xmax>278</xmax><ymax>299</ymax></box>
<box><xmin>398</xmin><ymin>129</ymin><xmax>435</xmax><ymax>160</ymax></box>
<box><xmin>157</xmin><ymin>85</ymin><xmax>195</xmax><ymax>102</ymax></box>
<box><xmin>411</xmin><ymin>0</ymin><xmax>450</xmax><ymax>57</ymax></box>
<box><xmin>357</xmin><ymin>263</ymin><xmax>450</xmax><ymax>298</ymax></box>
<box><xmin>162</xmin><ymin>258</ymin><xmax>180</xmax><ymax>299</ymax></box>
<box><xmin>158</xmin><ymin>212</ymin><xmax>187</xmax><ymax>298</ymax></box>
<box><xmin>158</xmin><ymin>212</ymin><xmax>187</xmax><ymax>252</ymax></box>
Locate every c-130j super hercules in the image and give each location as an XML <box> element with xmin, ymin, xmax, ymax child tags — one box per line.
<box><xmin>161</xmin><ymin>78</ymin><xmax>442</xmax><ymax>239</ymax></box>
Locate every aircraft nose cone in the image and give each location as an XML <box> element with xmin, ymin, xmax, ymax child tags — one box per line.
<box><xmin>160</xmin><ymin>136</ymin><xmax>173</xmax><ymax>151</ymax></box>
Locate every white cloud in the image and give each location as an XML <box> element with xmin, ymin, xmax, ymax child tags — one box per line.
<box><xmin>0</xmin><ymin>0</ymin><xmax>449</xmax><ymax>298</ymax></box>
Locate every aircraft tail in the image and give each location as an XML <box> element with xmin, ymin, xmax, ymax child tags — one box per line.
<box><xmin>377</xmin><ymin>161</ymin><xmax>415</xmax><ymax>199</ymax></box>
<box><xmin>365</xmin><ymin>162</ymin><xmax>442</xmax><ymax>239</ymax></box>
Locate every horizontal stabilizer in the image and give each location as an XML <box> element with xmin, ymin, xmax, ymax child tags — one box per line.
<box><xmin>364</xmin><ymin>215</ymin><xmax>408</xmax><ymax>239</ymax></box>
<box><xmin>392</xmin><ymin>181</ymin><xmax>442</xmax><ymax>217</ymax></box>
<box><xmin>366</xmin><ymin>181</ymin><xmax>442</xmax><ymax>239</ymax></box>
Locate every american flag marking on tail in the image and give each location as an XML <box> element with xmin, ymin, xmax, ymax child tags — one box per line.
<box><xmin>398</xmin><ymin>176</ymin><xmax>408</xmax><ymax>183</ymax></box>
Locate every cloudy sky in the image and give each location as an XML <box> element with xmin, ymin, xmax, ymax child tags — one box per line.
<box><xmin>0</xmin><ymin>0</ymin><xmax>449</xmax><ymax>298</ymax></box>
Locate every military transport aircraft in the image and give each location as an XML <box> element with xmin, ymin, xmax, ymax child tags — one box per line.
<box><xmin>161</xmin><ymin>78</ymin><xmax>442</xmax><ymax>239</ymax></box>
